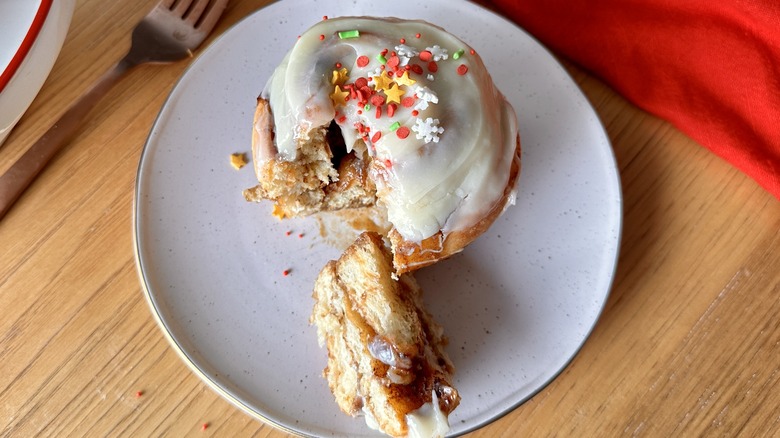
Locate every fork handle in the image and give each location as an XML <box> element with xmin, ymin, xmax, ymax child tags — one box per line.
<box><xmin>0</xmin><ymin>58</ymin><xmax>134</xmax><ymax>220</ymax></box>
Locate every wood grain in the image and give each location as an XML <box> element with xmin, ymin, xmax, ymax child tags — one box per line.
<box><xmin>1</xmin><ymin>0</ymin><xmax>778</xmax><ymax>436</ymax></box>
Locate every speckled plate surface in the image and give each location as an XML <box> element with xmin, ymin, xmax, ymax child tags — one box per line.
<box><xmin>133</xmin><ymin>0</ymin><xmax>622</xmax><ymax>436</ymax></box>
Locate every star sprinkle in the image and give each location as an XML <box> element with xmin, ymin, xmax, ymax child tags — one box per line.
<box><xmin>412</xmin><ymin>85</ymin><xmax>438</xmax><ymax>111</ymax></box>
<box><xmin>372</xmin><ymin>71</ymin><xmax>394</xmax><ymax>91</ymax></box>
<box><xmin>384</xmin><ymin>83</ymin><xmax>405</xmax><ymax>104</ymax></box>
<box><xmin>330</xmin><ymin>85</ymin><xmax>349</xmax><ymax>106</ymax></box>
<box><xmin>412</xmin><ymin>117</ymin><xmax>444</xmax><ymax>143</ymax></box>
<box><xmin>394</xmin><ymin>71</ymin><xmax>417</xmax><ymax>87</ymax></box>
<box><xmin>425</xmin><ymin>45</ymin><xmax>449</xmax><ymax>61</ymax></box>
<box><xmin>331</xmin><ymin>68</ymin><xmax>349</xmax><ymax>86</ymax></box>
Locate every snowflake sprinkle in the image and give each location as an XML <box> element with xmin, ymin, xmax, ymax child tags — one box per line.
<box><xmin>395</xmin><ymin>44</ymin><xmax>420</xmax><ymax>58</ymax></box>
<box><xmin>412</xmin><ymin>117</ymin><xmax>444</xmax><ymax>144</ymax></box>
<box><xmin>412</xmin><ymin>85</ymin><xmax>439</xmax><ymax>111</ymax></box>
<box><xmin>425</xmin><ymin>45</ymin><xmax>449</xmax><ymax>61</ymax></box>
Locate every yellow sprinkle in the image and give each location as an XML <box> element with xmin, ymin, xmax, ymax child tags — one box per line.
<box><xmin>330</xmin><ymin>85</ymin><xmax>350</xmax><ymax>106</ymax></box>
<box><xmin>331</xmin><ymin>67</ymin><xmax>349</xmax><ymax>86</ymax></box>
<box><xmin>372</xmin><ymin>71</ymin><xmax>394</xmax><ymax>92</ymax></box>
<box><xmin>230</xmin><ymin>153</ymin><xmax>248</xmax><ymax>170</ymax></box>
<box><xmin>384</xmin><ymin>83</ymin><xmax>405</xmax><ymax>104</ymax></box>
<box><xmin>394</xmin><ymin>71</ymin><xmax>416</xmax><ymax>87</ymax></box>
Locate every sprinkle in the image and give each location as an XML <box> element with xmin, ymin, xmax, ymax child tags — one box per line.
<box><xmin>331</xmin><ymin>68</ymin><xmax>349</xmax><ymax>85</ymax></box>
<box><xmin>396</xmin><ymin>126</ymin><xmax>411</xmax><ymax>139</ymax></box>
<box><xmin>376</xmin><ymin>106</ymin><xmax>382</xmax><ymax>118</ymax></box>
<box><xmin>413</xmin><ymin>85</ymin><xmax>438</xmax><ymax>110</ymax></box>
<box><xmin>364</xmin><ymin>104</ymin><xmax>371</xmax><ymax>111</ymax></box>
<box><xmin>338</xmin><ymin>115</ymin><xmax>347</xmax><ymax>123</ymax></box>
<box><xmin>372</xmin><ymin>71</ymin><xmax>394</xmax><ymax>91</ymax></box>
<box><xmin>283</xmin><ymin>269</ymin><xmax>290</xmax><ymax>277</ymax></box>
<box><xmin>135</xmin><ymin>391</ymin><xmax>143</xmax><ymax>398</ymax></box>
<box><xmin>415</xmin><ymin>33</ymin><xmax>421</xmax><ymax>38</ymax></box>
<box><xmin>376</xmin><ymin>53</ymin><xmax>387</xmax><ymax>64</ymax></box>
<box><xmin>410</xmin><ymin>64</ymin><xmax>423</xmax><ymax>75</ymax></box>
<box><xmin>412</xmin><ymin>110</ymin><xmax>419</xmax><ymax>116</ymax></box>
<box><xmin>322</xmin><ymin>15</ymin><xmax>328</xmax><ymax>20</ymax></box>
<box><xmin>370</xmin><ymin>94</ymin><xmax>386</xmax><ymax>106</ymax></box>
<box><xmin>385</xmin><ymin>159</ymin><xmax>393</xmax><ymax>167</ymax></box>
<box><xmin>201</xmin><ymin>423</ymin><xmax>209</xmax><ymax>431</ymax></box>
<box><xmin>319</xmin><ymin>34</ymin><xmax>325</xmax><ymax>41</ymax></box>
<box><xmin>427</xmin><ymin>61</ymin><xmax>438</xmax><ymax>73</ymax></box>
<box><xmin>335</xmin><ymin>62</ymin><xmax>342</xmax><ymax>69</ymax></box>
<box><xmin>419</xmin><ymin>50</ymin><xmax>432</xmax><ymax>62</ymax></box>
<box><xmin>356</xmin><ymin>55</ymin><xmax>370</xmax><ymax>67</ymax></box>
<box><xmin>470</xmin><ymin>49</ymin><xmax>476</xmax><ymax>55</ymax></box>
<box><xmin>384</xmin><ymin>83</ymin><xmax>405</xmax><ymax>104</ymax></box>
<box><xmin>389</xmin><ymin>121</ymin><xmax>401</xmax><ymax>131</ymax></box>
<box><xmin>453</xmin><ymin>49</ymin><xmax>465</xmax><ymax>59</ymax></box>
<box><xmin>394</xmin><ymin>71</ymin><xmax>416</xmax><ymax>87</ymax></box>
<box><xmin>425</xmin><ymin>45</ymin><xmax>449</xmax><ymax>61</ymax></box>
<box><xmin>457</xmin><ymin>64</ymin><xmax>469</xmax><ymax>75</ymax></box>
<box><xmin>298</xmin><ymin>233</ymin><xmax>304</xmax><ymax>238</ymax></box>
<box><xmin>330</xmin><ymin>85</ymin><xmax>350</xmax><ymax>106</ymax></box>
<box><xmin>401</xmin><ymin>96</ymin><xmax>415</xmax><ymax>108</ymax></box>
<box><xmin>400</xmin><ymin>38</ymin><xmax>406</xmax><ymax>44</ymax></box>
<box><xmin>371</xmin><ymin>131</ymin><xmax>382</xmax><ymax>143</ymax></box>
<box><xmin>386</xmin><ymin>55</ymin><xmax>400</xmax><ymax>70</ymax></box>
<box><xmin>229</xmin><ymin>153</ymin><xmax>247</xmax><ymax>170</ymax></box>
<box><xmin>285</xmin><ymin>230</ymin><xmax>292</xmax><ymax>236</ymax></box>
<box><xmin>338</xmin><ymin>30</ymin><xmax>360</xmax><ymax>39</ymax></box>
<box><xmin>387</xmin><ymin>103</ymin><xmax>397</xmax><ymax>117</ymax></box>
<box><xmin>412</xmin><ymin>117</ymin><xmax>444</xmax><ymax>143</ymax></box>
<box><xmin>427</xmin><ymin>73</ymin><xmax>435</xmax><ymax>81</ymax></box>
<box><xmin>355</xmin><ymin>77</ymin><xmax>368</xmax><ymax>88</ymax></box>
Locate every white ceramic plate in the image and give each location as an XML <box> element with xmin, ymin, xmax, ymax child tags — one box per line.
<box><xmin>134</xmin><ymin>0</ymin><xmax>622</xmax><ymax>436</ymax></box>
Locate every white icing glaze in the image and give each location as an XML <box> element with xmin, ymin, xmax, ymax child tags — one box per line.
<box><xmin>263</xmin><ymin>17</ymin><xmax>518</xmax><ymax>242</ymax></box>
<box><xmin>405</xmin><ymin>390</ymin><xmax>450</xmax><ymax>438</ymax></box>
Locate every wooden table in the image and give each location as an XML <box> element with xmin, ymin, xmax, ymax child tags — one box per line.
<box><xmin>2</xmin><ymin>0</ymin><xmax>778</xmax><ymax>436</ymax></box>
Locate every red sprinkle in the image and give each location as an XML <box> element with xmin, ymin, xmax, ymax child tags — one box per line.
<box><xmin>457</xmin><ymin>64</ymin><xmax>469</xmax><ymax>75</ymax></box>
<box><xmin>387</xmin><ymin>55</ymin><xmax>400</xmax><ymax>69</ymax></box>
<box><xmin>355</xmin><ymin>77</ymin><xmax>368</xmax><ymax>88</ymax></box>
<box><xmin>387</xmin><ymin>70</ymin><xmax>394</xmax><ymax>77</ymax></box>
<box><xmin>387</xmin><ymin>103</ymin><xmax>397</xmax><ymax>117</ymax></box>
<box><xmin>322</xmin><ymin>15</ymin><xmax>328</xmax><ymax>20</ymax></box>
<box><xmin>470</xmin><ymin>49</ymin><xmax>476</xmax><ymax>55</ymax></box>
<box><xmin>135</xmin><ymin>391</ymin><xmax>143</xmax><ymax>398</ymax></box>
<box><xmin>319</xmin><ymin>34</ymin><xmax>325</xmax><ymax>40</ymax></box>
<box><xmin>396</xmin><ymin>127</ymin><xmax>410</xmax><ymax>139</ymax></box>
<box><xmin>419</xmin><ymin>50</ymin><xmax>432</xmax><ymax>62</ymax></box>
<box><xmin>370</xmin><ymin>94</ymin><xmax>385</xmax><ymax>106</ymax></box>
<box><xmin>201</xmin><ymin>423</ymin><xmax>209</xmax><ymax>431</ymax></box>
<box><xmin>298</xmin><ymin>233</ymin><xmax>304</xmax><ymax>238</ymax></box>
<box><xmin>335</xmin><ymin>62</ymin><xmax>342</xmax><ymax>69</ymax></box>
<box><xmin>285</xmin><ymin>230</ymin><xmax>292</xmax><ymax>236</ymax></box>
<box><xmin>384</xmin><ymin>159</ymin><xmax>393</xmax><ymax>168</ymax></box>
<box><xmin>356</xmin><ymin>55</ymin><xmax>369</xmax><ymax>67</ymax></box>
<box><xmin>404</xmin><ymin>65</ymin><xmax>411</xmax><ymax>71</ymax></box>
<box><xmin>375</xmin><ymin>106</ymin><xmax>382</xmax><ymax>119</ymax></box>
<box><xmin>411</xmin><ymin>110</ymin><xmax>419</xmax><ymax>116</ymax></box>
<box><xmin>400</xmin><ymin>38</ymin><xmax>406</xmax><ymax>44</ymax></box>
<box><xmin>283</xmin><ymin>269</ymin><xmax>290</xmax><ymax>277</ymax></box>
<box><xmin>338</xmin><ymin>115</ymin><xmax>347</xmax><ymax>123</ymax></box>
<box><xmin>427</xmin><ymin>61</ymin><xmax>438</xmax><ymax>73</ymax></box>
<box><xmin>381</xmin><ymin>49</ymin><xmax>389</xmax><ymax>56</ymax></box>
<box><xmin>415</xmin><ymin>33</ymin><xmax>421</xmax><ymax>38</ymax></box>
<box><xmin>410</xmin><ymin>64</ymin><xmax>423</xmax><ymax>75</ymax></box>
<box><xmin>371</xmin><ymin>131</ymin><xmax>382</xmax><ymax>143</ymax></box>
<box><xmin>401</xmin><ymin>96</ymin><xmax>415</xmax><ymax>108</ymax></box>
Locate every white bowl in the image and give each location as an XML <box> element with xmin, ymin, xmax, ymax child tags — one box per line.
<box><xmin>0</xmin><ymin>0</ymin><xmax>76</xmax><ymax>147</ymax></box>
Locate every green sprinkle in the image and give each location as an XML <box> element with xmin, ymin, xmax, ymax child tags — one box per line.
<box><xmin>389</xmin><ymin>121</ymin><xmax>401</xmax><ymax>131</ymax></box>
<box><xmin>364</xmin><ymin>104</ymin><xmax>371</xmax><ymax>111</ymax></box>
<box><xmin>453</xmin><ymin>49</ymin><xmax>465</xmax><ymax>60</ymax></box>
<box><xmin>338</xmin><ymin>30</ymin><xmax>360</xmax><ymax>39</ymax></box>
<box><xmin>376</xmin><ymin>53</ymin><xmax>387</xmax><ymax>64</ymax></box>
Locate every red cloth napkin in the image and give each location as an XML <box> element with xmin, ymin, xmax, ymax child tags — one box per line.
<box><xmin>490</xmin><ymin>0</ymin><xmax>780</xmax><ymax>199</ymax></box>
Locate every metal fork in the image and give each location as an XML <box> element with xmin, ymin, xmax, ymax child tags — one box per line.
<box><xmin>0</xmin><ymin>0</ymin><xmax>228</xmax><ymax>219</ymax></box>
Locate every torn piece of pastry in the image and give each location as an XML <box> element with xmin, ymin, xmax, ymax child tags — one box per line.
<box><xmin>244</xmin><ymin>16</ymin><xmax>521</xmax><ymax>274</ymax></box>
<box><xmin>311</xmin><ymin>232</ymin><xmax>460</xmax><ymax>437</ymax></box>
